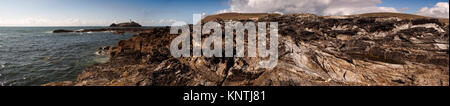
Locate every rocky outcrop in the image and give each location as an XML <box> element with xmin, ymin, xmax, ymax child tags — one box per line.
<box><xmin>95</xmin><ymin>46</ymin><xmax>111</xmax><ymax>56</ymax></box>
<box><xmin>44</xmin><ymin>13</ymin><xmax>449</xmax><ymax>86</ymax></box>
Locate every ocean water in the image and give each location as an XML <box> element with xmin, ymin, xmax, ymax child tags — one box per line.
<box><xmin>0</xmin><ymin>27</ymin><xmax>134</xmax><ymax>86</ymax></box>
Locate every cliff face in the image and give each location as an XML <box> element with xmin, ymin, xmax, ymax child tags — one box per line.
<box><xmin>44</xmin><ymin>13</ymin><xmax>449</xmax><ymax>86</ymax></box>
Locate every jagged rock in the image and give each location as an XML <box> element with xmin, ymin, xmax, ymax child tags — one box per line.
<box><xmin>45</xmin><ymin>13</ymin><xmax>449</xmax><ymax>86</ymax></box>
<box><xmin>95</xmin><ymin>46</ymin><xmax>111</xmax><ymax>56</ymax></box>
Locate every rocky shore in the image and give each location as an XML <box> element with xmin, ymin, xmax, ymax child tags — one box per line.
<box><xmin>44</xmin><ymin>13</ymin><xmax>449</xmax><ymax>86</ymax></box>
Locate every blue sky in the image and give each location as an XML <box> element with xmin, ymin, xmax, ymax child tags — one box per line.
<box><xmin>0</xmin><ymin>0</ymin><xmax>448</xmax><ymax>26</ymax></box>
<box><xmin>378</xmin><ymin>0</ymin><xmax>448</xmax><ymax>13</ymax></box>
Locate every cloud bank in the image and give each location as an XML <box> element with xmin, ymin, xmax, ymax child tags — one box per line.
<box><xmin>0</xmin><ymin>18</ymin><xmax>111</xmax><ymax>26</ymax></box>
<box><xmin>0</xmin><ymin>17</ymin><xmax>183</xmax><ymax>26</ymax></box>
<box><xmin>142</xmin><ymin>19</ymin><xmax>180</xmax><ymax>26</ymax></box>
<box><xmin>219</xmin><ymin>0</ymin><xmax>449</xmax><ymax>18</ymax></box>
<box><xmin>220</xmin><ymin>0</ymin><xmax>398</xmax><ymax>16</ymax></box>
<box><xmin>416</xmin><ymin>2</ymin><xmax>449</xmax><ymax>18</ymax></box>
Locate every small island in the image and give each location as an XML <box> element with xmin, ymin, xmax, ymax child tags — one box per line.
<box><xmin>110</xmin><ymin>21</ymin><xmax>142</xmax><ymax>27</ymax></box>
<box><xmin>52</xmin><ymin>21</ymin><xmax>146</xmax><ymax>33</ymax></box>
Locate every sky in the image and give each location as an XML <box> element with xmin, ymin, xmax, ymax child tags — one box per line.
<box><xmin>0</xmin><ymin>0</ymin><xmax>448</xmax><ymax>26</ymax></box>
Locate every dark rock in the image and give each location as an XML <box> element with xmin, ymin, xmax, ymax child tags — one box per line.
<box><xmin>95</xmin><ymin>46</ymin><xmax>112</xmax><ymax>56</ymax></box>
<box><xmin>412</xmin><ymin>18</ymin><xmax>442</xmax><ymax>25</ymax></box>
<box><xmin>52</xmin><ymin>29</ymin><xmax>74</xmax><ymax>33</ymax></box>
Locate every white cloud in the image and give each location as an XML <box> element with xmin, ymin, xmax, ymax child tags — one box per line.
<box><xmin>416</xmin><ymin>2</ymin><xmax>449</xmax><ymax>18</ymax></box>
<box><xmin>216</xmin><ymin>9</ymin><xmax>231</xmax><ymax>14</ymax></box>
<box><xmin>220</xmin><ymin>0</ymin><xmax>398</xmax><ymax>16</ymax></box>
<box><xmin>399</xmin><ymin>7</ymin><xmax>410</xmax><ymax>11</ymax></box>
<box><xmin>141</xmin><ymin>19</ymin><xmax>183</xmax><ymax>26</ymax></box>
<box><xmin>0</xmin><ymin>17</ymin><xmax>183</xmax><ymax>26</ymax></box>
<box><xmin>0</xmin><ymin>17</ymin><xmax>110</xmax><ymax>26</ymax></box>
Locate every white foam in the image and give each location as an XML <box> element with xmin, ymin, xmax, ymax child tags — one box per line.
<box><xmin>93</xmin><ymin>57</ymin><xmax>110</xmax><ymax>64</ymax></box>
<box><xmin>0</xmin><ymin>61</ymin><xmax>5</xmax><ymax>68</ymax></box>
<box><xmin>94</xmin><ymin>51</ymin><xmax>103</xmax><ymax>55</ymax></box>
<box><xmin>43</xmin><ymin>31</ymin><xmax>53</xmax><ymax>34</ymax></box>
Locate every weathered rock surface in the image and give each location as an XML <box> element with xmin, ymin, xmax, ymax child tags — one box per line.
<box><xmin>44</xmin><ymin>13</ymin><xmax>449</xmax><ymax>86</ymax></box>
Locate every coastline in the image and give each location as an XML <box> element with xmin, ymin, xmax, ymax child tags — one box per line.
<box><xmin>0</xmin><ymin>27</ymin><xmax>136</xmax><ymax>86</ymax></box>
<box><xmin>44</xmin><ymin>13</ymin><xmax>449</xmax><ymax>86</ymax></box>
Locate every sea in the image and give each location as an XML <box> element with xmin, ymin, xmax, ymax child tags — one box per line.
<box><xmin>0</xmin><ymin>27</ymin><xmax>134</xmax><ymax>86</ymax></box>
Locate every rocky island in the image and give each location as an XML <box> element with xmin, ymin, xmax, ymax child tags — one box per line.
<box><xmin>52</xmin><ymin>21</ymin><xmax>144</xmax><ymax>34</ymax></box>
<box><xmin>44</xmin><ymin>12</ymin><xmax>449</xmax><ymax>86</ymax></box>
<box><xmin>110</xmin><ymin>21</ymin><xmax>142</xmax><ymax>27</ymax></box>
